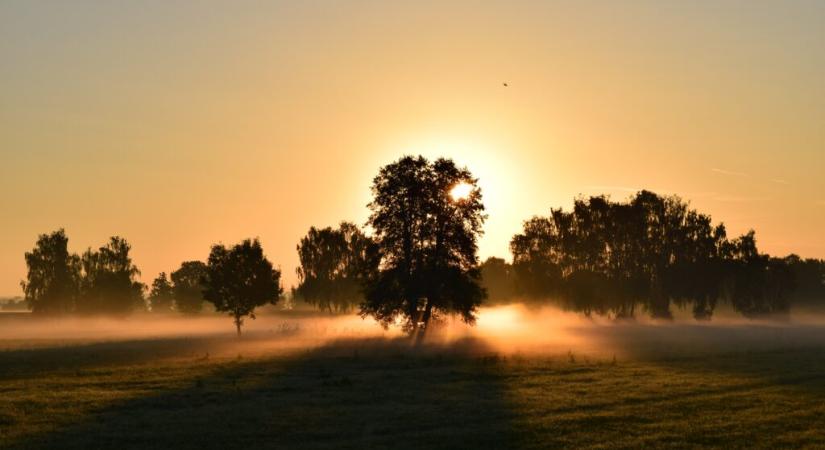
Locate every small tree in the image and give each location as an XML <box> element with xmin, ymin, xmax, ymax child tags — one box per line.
<box><xmin>148</xmin><ymin>272</ymin><xmax>174</xmax><ymax>313</ymax></box>
<box><xmin>171</xmin><ymin>261</ymin><xmax>207</xmax><ymax>314</ymax></box>
<box><xmin>203</xmin><ymin>239</ymin><xmax>282</xmax><ymax>335</ymax></box>
<box><xmin>21</xmin><ymin>229</ymin><xmax>80</xmax><ymax>314</ymax></box>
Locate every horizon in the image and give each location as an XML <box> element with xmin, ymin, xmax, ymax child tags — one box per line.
<box><xmin>2</xmin><ymin>0</ymin><xmax>824</xmax><ymax>296</ymax></box>
<box><xmin>4</xmin><ymin>3</ymin><xmax>825</xmax><ymax>448</ymax></box>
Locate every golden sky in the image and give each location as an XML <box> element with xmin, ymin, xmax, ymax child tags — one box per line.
<box><xmin>1</xmin><ymin>1</ymin><xmax>823</xmax><ymax>295</ymax></box>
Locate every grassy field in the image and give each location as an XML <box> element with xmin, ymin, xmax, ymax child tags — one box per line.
<box><xmin>1</xmin><ymin>310</ymin><xmax>825</xmax><ymax>449</ymax></box>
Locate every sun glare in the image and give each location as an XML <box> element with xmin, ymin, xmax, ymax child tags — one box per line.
<box><xmin>450</xmin><ymin>182</ymin><xmax>473</xmax><ymax>201</ymax></box>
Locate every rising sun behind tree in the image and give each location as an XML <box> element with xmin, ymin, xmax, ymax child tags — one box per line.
<box><xmin>361</xmin><ymin>155</ymin><xmax>487</xmax><ymax>337</ymax></box>
<box><xmin>450</xmin><ymin>181</ymin><xmax>473</xmax><ymax>201</ymax></box>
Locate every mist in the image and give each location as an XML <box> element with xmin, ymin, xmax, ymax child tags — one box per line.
<box><xmin>5</xmin><ymin>304</ymin><xmax>825</xmax><ymax>363</ymax></box>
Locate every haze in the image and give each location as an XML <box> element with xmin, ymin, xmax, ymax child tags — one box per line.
<box><xmin>1</xmin><ymin>0</ymin><xmax>824</xmax><ymax>295</ymax></box>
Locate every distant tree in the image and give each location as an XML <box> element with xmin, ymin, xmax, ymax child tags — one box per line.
<box><xmin>723</xmin><ymin>231</ymin><xmax>792</xmax><ymax>317</ymax></box>
<box><xmin>479</xmin><ymin>257</ymin><xmax>516</xmax><ymax>303</ymax></box>
<box><xmin>148</xmin><ymin>272</ymin><xmax>175</xmax><ymax>313</ymax></box>
<box><xmin>783</xmin><ymin>255</ymin><xmax>825</xmax><ymax>304</ymax></box>
<box><xmin>171</xmin><ymin>261</ymin><xmax>208</xmax><ymax>314</ymax></box>
<box><xmin>361</xmin><ymin>155</ymin><xmax>486</xmax><ymax>336</ymax></box>
<box><xmin>508</xmin><ymin>191</ymin><xmax>795</xmax><ymax>320</ymax></box>
<box><xmin>510</xmin><ymin>217</ymin><xmax>563</xmax><ymax>299</ymax></box>
<box><xmin>203</xmin><ymin>239</ymin><xmax>282</xmax><ymax>335</ymax></box>
<box><xmin>294</xmin><ymin>222</ymin><xmax>379</xmax><ymax>313</ymax></box>
<box><xmin>76</xmin><ymin>237</ymin><xmax>145</xmax><ymax>315</ymax></box>
<box><xmin>21</xmin><ymin>229</ymin><xmax>80</xmax><ymax>314</ymax></box>
<box><xmin>0</xmin><ymin>297</ymin><xmax>27</xmax><ymax>312</ymax></box>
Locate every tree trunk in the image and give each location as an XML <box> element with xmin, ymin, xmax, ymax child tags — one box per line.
<box><xmin>415</xmin><ymin>300</ymin><xmax>434</xmax><ymax>345</ymax></box>
<box><xmin>235</xmin><ymin>315</ymin><xmax>242</xmax><ymax>336</ymax></box>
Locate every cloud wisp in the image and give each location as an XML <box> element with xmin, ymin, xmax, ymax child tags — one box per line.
<box><xmin>711</xmin><ymin>168</ymin><xmax>750</xmax><ymax>177</ymax></box>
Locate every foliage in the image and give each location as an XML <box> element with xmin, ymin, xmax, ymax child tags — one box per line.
<box><xmin>171</xmin><ymin>261</ymin><xmax>208</xmax><ymax>314</ymax></box>
<box><xmin>361</xmin><ymin>155</ymin><xmax>486</xmax><ymax>334</ymax></box>
<box><xmin>508</xmin><ymin>191</ymin><xmax>797</xmax><ymax>319</ymax></box>
<box><xmin>76</xmin><ymin>237</ymin><xmax>145</xmax><ymax>315</ymax></box>
<box><xmin>203</xmin><ymin>239</ymin><xmax>283</xmax><ymax>334</ymax></box>
<box><xmin>479</xmin><ymin>257</ymin><xmax>516</xmax><ymax>303</ymax></box>
<box><xmin>148</xmin><ymin>272</ymin><xmax>175</xmax><ymax>313</ymax></box>
<box><xmin>294</xmin><ymin>222</ymin><xmax>379</xmax><ymax>313</ymax></box>
<box><xmin>20</xmin><ymin>229</ymin><xmax>81</xmax><ymax>314</ymax></box>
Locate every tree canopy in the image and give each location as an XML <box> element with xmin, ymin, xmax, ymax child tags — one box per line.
<box><xmin>294</xmin><ymin>222</ymin><xmax>379</xmax><ymax>313</ymax></box>
<box><xmin>76</xmin><ymin>237</ymin><xmax>145</xmax><ymax>315</ymax></box>
<box><xmin>148</xmin><ymin>272</ymin><xmax>174</xmax><ymax>313</ymax></box>
<box><xmin>21</xmin><ymin>229</ymin><xmax>80</xmax><ymax>314</ymax></box>
<box><xmin>360</xmin><ymin>155</ymin><xmax>487</xmax><ymax>335</ymax></box>
<box><xmin>203</xmin><ymin>239</ymin><xmax>283</xmax><ymax>335</ymax></box>
<box><xmin>507</xmin><ymin>191</ymin><xmax>797</xmax><ymax>319</ymax></box>
<box><xmin>171</xmin><ymin>261</ymin><xmax>208</xmax><ymax>314</ymax></box>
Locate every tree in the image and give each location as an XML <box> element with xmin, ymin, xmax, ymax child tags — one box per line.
<box><xmin>171</xmin><ymin>261</ymin><xmax>208</xmax><ymax>314</ymax></box>
<box><xmin>294</xmin><ymin>222</ymin><xmax>379</xmax><ymax>313</ymax></box>
<box><xmin>510</xmin><ymin>217</ymin><xmax>563</xmax><ymax>299</ymax></box>
<box><xmin>21</xmin><ymin>229</ymin><xmax>80</xmax><ymax>314</ymax></box>
<box><xmin>76</xmin><ymin>237</ymin><xmax>145</xmax><ymax>315</ymax></box>
<box><xmin>361</xmin><ymin>155</ymin><xmax>486</xmax><ymax>336</ymax></box>
<box><xmin>508</xmin><ymin>190</ymin><xmax>795</xmax><ymax>320</ymax></box>
<box><xmin>148</xmin><ymin>272</ymin><xmax>174</xmax><ymax>313</ymax></box>
<box><xmin>203</xmin><ymin>239</ymin><xmax>282</xmax><ymax>335</ymax></box>
<box><xmin>479</xmin><ymin>257</ymin><xmax>516</xmax><ymax>303</ymax></box>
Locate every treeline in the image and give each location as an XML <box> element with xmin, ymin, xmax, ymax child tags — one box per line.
<box><xmin>21</xmin><ymin>231</ymin><xmax>144</xmax><ymax>315</ymax></box>
<box><xmin>18</xmin><ymin>157</ymin><xmax>825</xmax><ymax>330</ymax></box>
<box><xmin>20</xmin><ymin>156</ymin><xmax>485</xmax><ymax>336</ymax></box>
<box><xmin>0</xmin><ymin>297</ymin><xmax>26</xmax><ymax>311</ymax></box>
<box><xmin>481</xmin><ymin>191</ymin><xmax>825</xmax><ymax>319</ymax></box>
<box><xmin>21</xmin><ymin>230</ymin><xmax>281</xmax><ymax>334</ymax></box>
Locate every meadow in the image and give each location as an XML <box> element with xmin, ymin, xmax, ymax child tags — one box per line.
<box><xmin>2</xmin><ymin>307</ymin><xmax>825</xmax><ymax>449</ymax></box>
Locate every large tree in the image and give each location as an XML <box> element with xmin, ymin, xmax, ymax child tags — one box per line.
<box><xmin>361</xmin><ymin>155</ymin><xmax>486</xmax><ymax>335</ymax></box>
<box><xmin>171</xmin><ymin>261</ymin><xmax>208</xmax><ymax>314</ymax></box>
<box><xmin>76</xmin><ymin>237</ymin><xmax>145</xmax><ymax>315</ymax></box>
<box><xmin>203</xmin><ymin>239</ymin><xmax>282</xmax><ymax>335</ymax></box>
<box><xmin>294</xmin><ymin>222</ymin><xmax>379</xmax><ymax>313</ymax></box>
<box><xmin>21</xmin><ymin>229</ymin><xmax>81</xmax><ymax>314</ymax></box>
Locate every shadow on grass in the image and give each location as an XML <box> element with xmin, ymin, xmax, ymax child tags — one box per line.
<box><xmin>0</xmin><ymin>337</ymin><xmax>230</xmax><ymax>381</ymax></box>
<box><xmin>7</xmin><ymin>336</ymin><xmax>521</xmax><ymax>450</ymax></box>
<box><xmin>580</xmin><ymin>322</ymin><xmax>825</xmax><ymax>388</ymax></box>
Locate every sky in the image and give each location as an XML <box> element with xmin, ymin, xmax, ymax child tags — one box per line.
<box><xmin>1</xmin><ymin>0</ymin><xmax>823</xmax><ymax>296</ymax></box>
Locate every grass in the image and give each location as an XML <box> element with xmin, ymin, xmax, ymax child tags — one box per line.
<box><xmin>1</xmin><ymin>314</ymin><xmax>825</xmax><ymax>449</ymax></box>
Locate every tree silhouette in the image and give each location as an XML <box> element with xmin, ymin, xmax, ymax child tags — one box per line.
<box><xmin>203</xmin><ymin>239</ymin><xmax>282</xmax><ymax>335</ymax></box>
<box><xmin>21</xmin><ymin>229</ymin><xmax>80</xmax><ymax>314</ymax></box>
<box><xmin>479</xmin><ymin>257</ymin><xmax>516</xmax><ymax>303</ymax></box>
<box><xmin>171</xmin><ymin>261</ymin><xmax>208</xmax><ymax>314</ymax></box>
<box><xmin>508</xmin><ymin>191</ymin><xmax>795</xmax><ymax>319</ymax></box>
<box><xmin>360</xmin><ymin>155</ymin><xmax>486</xmax><ymax>336</ymax></box>
<box><xmin>76</xmin><ymin>237</ymin><xmax>145</xmax><ymax>315</ymax></box>
<box><xmin>294</xmin><ymin>222</ymin><xmax>379</xmax><ymax>313</ymax></box>
<box><xmin>148</xmin><ymin>272</ymin><xmax>174</xmax><ymax>313</ymax></box>
<box><xmin>782</xmin><ymin>255</ymin><xmax>825</xmax><ymax>303</ymax></box>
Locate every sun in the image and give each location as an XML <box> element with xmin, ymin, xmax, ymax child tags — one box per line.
<box><xmin>449</xmin><ymin>181</ymin><xmax>473</xmax><ymax>201</ymax></box>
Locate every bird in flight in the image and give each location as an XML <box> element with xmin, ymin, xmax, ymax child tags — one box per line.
<box><xmin>503</xmin><ymin>82</ymin><xmax>508</xmax><ymax>87</ymax></box>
